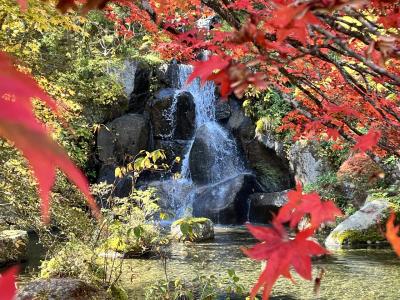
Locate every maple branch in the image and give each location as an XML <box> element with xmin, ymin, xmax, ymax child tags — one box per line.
<box><xmin>201</xmin><ymin>0</ymin><xmax>241</xmax><ymax>30</ymax></box>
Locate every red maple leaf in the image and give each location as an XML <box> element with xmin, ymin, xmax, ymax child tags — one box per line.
<box><xmin>386</xmin><ymin>211</ymin><xmax>400</xmax><ymax>257</ymax></box>
<box><xmin>243</xmin><ymin>223</ymin><xmax>328</xmax><ymax>299</ymax></box>
<box><xmin>0</xmin><ymin>266</ymin><xmax>18</xmax><ymax>300</ymax></box>
<box><xmin>0</xmin><ymin>52</ymin><xmax>100</xmax><ymax>223</ymax></box>
<box><xmin>277</xmin><ymin>182</ymin><xmax>342</xmax><ymax>228</ymax></box>
<box><xmin>187</xmin><ymin>56</ymin><xmax>230</xmax><ymax>85</ymax></box>
<box><xmin>353</xmin><ymin>129</ymin><xmax>381</xmax><ymax>153</ymax></box>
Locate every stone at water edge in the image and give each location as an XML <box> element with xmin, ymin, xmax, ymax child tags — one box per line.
<box><xmin>17</xmin><ymin>278</ymin><xmax>110</xmax><ymax>300</ymax></box>
<box><xmin>325</xmin><ymin>199</ymin><xmax>390</xmax><ymax>250</ymax></box>
<box><xmin>171</xmin><ymin>218</ymin><xmax>214</xmax><ymax>242</ymax></box>
<box><xmin>247</xmin><ymin>190</ymin><xmax>289</xmax><ymax>223</ymax></box>
<box><xmin>0</xmin><ymin>230</ymin><xmax>28</xmax><ymax>265</ymax></box>
<box><xmin>192</xmin><ymin>174</ymin><xmax>262</xmax><ymax>224</ymax></box>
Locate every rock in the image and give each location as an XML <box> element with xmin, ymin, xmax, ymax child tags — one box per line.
<box><xmin>171</xmin><ymin>217</ymin><xmax>214</xmax><ymax>242</ymax></box>
<box><xmin>147</xmin><ymin>179</ymin><xmax>194</xmax><ymax>215</ymax></box>
<box><xmin>17</xmin><ymin>278</ymin><xmax>109</xmax><ymax>300</ymax></box>
<box><xmin>215</xmin><ymin>101</ymin><xmax>231</xmax><ymax>121</ymax></box>
<box><xmin>153</xmin><ymin>139</ymin><xmax>190</xmax><ymax>172</ymax></box>
<box><xmin>325</xmin><ymin>199</ymin><xmax>390</xmax><ymax>249</ymax></box>
<box><xmin>148</xmin><ymin>89</ymin><xmax>195</xmax><ymax>140</ymax></box>
<box><xmin>245</xmin><ymin>140</ymin><xmax>294</xmax><ymax>192</ymax></box>
<box><xmin>97</xmin><ymin>164</ymin><xmax>133</xmax><ymax>199</ymax></box>
<box><xmin>156</xmin><ymin>63</ymin><xmax>181</xmax><ymax>88</ymax></box>
<box><xmin>108</xmin><ymin>60</ymin><xmax>151</xmax><ymax>113</ymax></box>
<box><xmin>226</xmin><ymin>98</ymin><xmax>293</xmax><ymax>192</ymax></box>
<box><xmin>256</xmin><ymin>131</ymin><xmax>286</xmax><ymax>159</ymax></box>
<box><xmin>193</xmin><ymin>173</ymin><xmax>262</xmax><ymax>224</ymax></box>
<box><xmin>288</xmin><ymin>141</ymin><xmax>333</xmax><ymax>185</ymax></box>
<box><xmin>97</xmin><ymin>113</ymin><xmax>149</xmax><ymax>164</ymax></box>
<box><xmin>189</xmin><ymin>123</ymin><xmax>245</xmax><ymax>185</ymax></box>
<box><xmin>0</xmin><ymin>230</ymin><xmax>28</xmax><ymax>265</ymax></box>
<box><xmin>247</xmin><ymin>190</ymin><xmax>289</xmax><ymax>223</ymax></box>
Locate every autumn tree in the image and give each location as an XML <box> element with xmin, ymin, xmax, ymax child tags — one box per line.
<box><xmin>2</xmin><ymin>0</ymin><xmax>400</xmax><ymax>299</ymax></box>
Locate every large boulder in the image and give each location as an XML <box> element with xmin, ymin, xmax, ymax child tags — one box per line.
<box><xmin>288</xmin><ymin>141</ymin><xmax>333</xmax><ymax>185</ymax></box>
<box><xmin>148</xmin><ymin>88</ymin><xmax>195</xmax><ymax>140</ymax></box>
<box><xmin>189</xmin><ymin>123</ymin><xmax>245</xmax><ymax>185</ymax></box>
<box><xmin>325</xmin><ymin>199</ymin><xmax>390</xmax><ymax>249</ymax></box>
<box><xmin>97</xmin><ymin>113</ymin><xmax>149</xmax><ymax>164</ymax></box>
<box><xmin>215</xmin><ymin>101</ymin><xmax>231</xmax><ymax>121</ymax></box>
<box><xmin>156</xmin><ymin>63</ymin><xmax>181</xmax><ymax>88</ymax></box>
<box><xmin>226</xmin><ymin>98</ymin><xmax>293</xmax><ymax>191</ymax></box>
<box><xmin>247</xmin><ymin>191</ymin><xmax>289</xmax><ymax>223</ymax></box>
<box><xmin>193</xmin><ymin>173</ymin><xmax>261</xmax><ymax>224</ymax></box>
<box><xmin>0</xmin><ymin>230</ymin><xmax>28</xmax><ymax>265</ymax></box>
<box><xmin>153</xmin><ymin>139</ymin><xmax>190</xmax><ymax>172</ymax></box>
<box><xmin>17</xmin><ymin>278</ymin><xmax>109</xmax><ymax>300</ymax></box>
<box><xmin>245</xmin><ymin>140</ymin><xmax>294</xmax><ymax>192</ymax></box>
<box><xmin>109</xmin><ymin>60</ymin><xmax>152</xmax><ymax>113</ymax></box>
<box><xmin>171</xmin><ymin>217</ymin><xmax>214</xmax><ymax>242</ymax></box>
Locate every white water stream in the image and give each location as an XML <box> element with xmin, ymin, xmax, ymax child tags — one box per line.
<box><xmin>156</xmin><ymin>65</ymin><xmax>245</xmax><ymax>218</ymax></box>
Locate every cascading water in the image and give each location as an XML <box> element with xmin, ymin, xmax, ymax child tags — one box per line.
<box><xmin>158</xmin><ymin>64</ymin><xmax>246</xmax><ymax>218</ymax></box>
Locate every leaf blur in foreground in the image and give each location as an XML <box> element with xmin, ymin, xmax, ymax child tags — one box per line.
<box><xmin>0</xmin><ymin>52</ymin><xmax>99</xmax><ymax>223</ymax></box>
<box><xmin>0</xmin><ymin>266</ymin><xmax>18</xmax><ymax>300</ymax></box>
<box><xmin>243</xmin><ymin>183</ymin><xmax>342</xmax><ymax>299</ymax></box>
<box><xmin>386</xmin><ymin>211</ymin><xmax>400</xmax><ymax>257</ymax></box>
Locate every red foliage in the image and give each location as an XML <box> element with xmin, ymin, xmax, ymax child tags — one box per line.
<box><xmin>0</xmin><ymin>52</ymin><xmax>100</xmax><ymax>223</ymax></box>
<box><xmin>0</xmin><ymin>266</ymin><xmax>18</xmax><ymax>300</ymax></box>
<box><xmin>243</xmin><ymin>183</ymin><xmax>342</xmax><ymax>299</ymax></box>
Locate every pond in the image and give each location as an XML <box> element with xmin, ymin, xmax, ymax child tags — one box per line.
<box><xmin>121</xmin><ymin>226</ymin><xmax>400</xmax><ymax>300</ymax></box>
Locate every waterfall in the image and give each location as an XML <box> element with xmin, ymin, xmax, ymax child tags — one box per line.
<box><xmin>157</xmin><ymin>64</ymin><xmax>245</xmax><ymax>218</ymax></box>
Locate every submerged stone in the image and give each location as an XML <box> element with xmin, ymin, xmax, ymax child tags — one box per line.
<box><xmin>325</xmin><ymin>199</ymin><xmax>390</xmax><ymax>249</ymax></box>
<box><xmin>171</xmin><ymin>217</ymin><xmax>214</xmax><ymax>242</ymax></box>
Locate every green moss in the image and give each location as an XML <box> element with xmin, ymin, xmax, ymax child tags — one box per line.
<box><xmin>332</xmin><ymin>226</ymin><xmax>385</xmax><ymax>245</ymax></box>
<box><xmin>172</xmin><ymin>217</ymin><xmax>210</xmax><ymax>226</ymax></box>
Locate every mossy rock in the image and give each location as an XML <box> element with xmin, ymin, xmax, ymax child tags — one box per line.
<box><xmin>0</xmin><ymin>230</ymin><xmax>28</xmax><ymax>265</ymax></box>
<box><xmin>171</xmin><ymin>217</ymin><xmax>214</xmax><ymax>242</ymax></box>
<box><xmin>325</xmin><ymin>200</ymin><xmax>389</xmax><ymax>249</ymax></box>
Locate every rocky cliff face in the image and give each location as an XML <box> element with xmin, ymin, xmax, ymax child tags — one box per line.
<box><xmin>95</xmin><ymin>61</ymin><xmax>297</xmax><ymax>224</ymax></box>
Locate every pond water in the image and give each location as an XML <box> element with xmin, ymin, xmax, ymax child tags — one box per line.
<box><xmin>122</xmin><ymin>226</ymin><xmax>400</xmax><ymax>300</ymax></box>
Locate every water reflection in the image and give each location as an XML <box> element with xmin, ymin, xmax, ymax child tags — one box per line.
<box><xmin>123</xmin><ymin>226</ymin><xmax>400</xmax><ymax>300</ymax></box>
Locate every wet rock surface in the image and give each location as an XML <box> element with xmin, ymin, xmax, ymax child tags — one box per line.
<box><xmin>193</xmin><ymin>174</ymin><xmax>262</xmax><ymax>224</ymax></box>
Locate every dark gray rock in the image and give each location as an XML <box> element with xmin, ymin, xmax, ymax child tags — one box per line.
<box><xmin>97</xmin><ymin>114</ymin><xmax>149</xmax><ymax>164</ymax></box>
<box><xmin>247</xmin><ymin>191</ymin><xmax>289</xmax><ymax>223</ymax></box>
<box><xmin>153</xmin><ymin>139</ymin><xmax>190</xmax><ymax>172</ymax></box>
<box><xmin>109</xmin><ymin>60</ymin><xmax>152</xmax><ymax>113</ymax></box>
<box><xmin>226</xmin><ymin>99</ymin><xmax>293</xmax><ymax>192</ymax></box>
<box><xmin>0</xmin><ymin>230</ymin><xmax>28</xmax><ymax>265</ymax></box>
<box><xmin>193</xmin><ymin>173</ymin><xmax>261</xmax><ymax>224</ymax></box>
<box><xmin>97</xmin><ymin>164</ymin><xmax>132</xmax><ymax>199</ymax></box>
<box><xmin>188</xmin><ymin>125</ymin><xmax>215</xmax><ymax>185</ymax></box>
<box><xmin>17</xmin><ymin>278</ymin><xmax>109</xmax><ymax>300</ymax></box>
<box><xmin>148</xmin><ymin>89</ymin><xmax>195</xmax><ymax>140</ymax></box>
<box><xmin>215</xmin><ymin>101</ymin><xmax>231</xmax><ymax>121</ymax></box>
<box><xmin>156</xmin><ymin>63</ymin><xmax>181</xmax><ymax>88</ymax></box>
<box><xmin>245</xmin><ymin>140</ymin><xmax>293</xmax><ymax>192</ymax></box>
